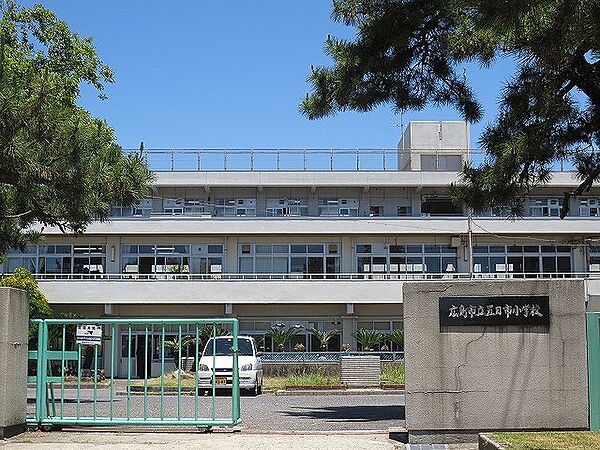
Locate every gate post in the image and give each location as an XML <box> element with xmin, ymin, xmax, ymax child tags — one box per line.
<box><xmin>0</xmin><ymin>287</ymin><xmax>29</xmax><ymax>438</ymax></box>
<box><xmin>587</xmin><ymin>313</ymin><xmax>600</xmax><ymax>431</ymax></box>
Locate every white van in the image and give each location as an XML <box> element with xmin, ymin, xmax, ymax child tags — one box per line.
<box><xmin>197</xmin><ymin>336</ymin><xmax>263</xmax><ymax>395</ymax></box>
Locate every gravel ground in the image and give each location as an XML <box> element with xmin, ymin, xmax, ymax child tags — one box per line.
<box><xmin>26</xmin><ymin>388</ymin><xmax>405</xmax><ymax>432</ymax></box>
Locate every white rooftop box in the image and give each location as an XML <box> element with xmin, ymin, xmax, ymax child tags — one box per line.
<box><xmin>397</xmin><ymin>121</ymin><xmax>470</xmax><ymax>171</ymax></box>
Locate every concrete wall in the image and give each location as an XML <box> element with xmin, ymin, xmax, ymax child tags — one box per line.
<box><xmin>0</xmin><ymin>287</ymin><xmax>29</xmax><ymax>438</ymax></box>
<box><xmin>403</xmin><ymin>279</ymin><xmax>588</xmax><ymax>443</ymax></box>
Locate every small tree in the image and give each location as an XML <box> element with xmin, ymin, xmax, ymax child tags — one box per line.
<box><xmin>353</xmin><ymin>329</ymin><xmax>383</xmax><ymax>351</ymax></box>
<box><xmin>387</xmin><ymin>329</ymin><xmax>404</xmax><ymax>352</ymax></box>
<box><xmin>161</xmin><ymin>335</ymin><xmax>196</xmax><ymax>370</ymax></box>
<box><xmin>308</xmin><ymin>328</ymin><xmax>338</xmax><ymax>351</ymax></box>
<box><xmin>266</xmin><ymin>325</ymin><xmax>302</xmax><ymax>352</ymax></box>
<box><xmin>0</xmin><ymin>267</ymin><xmax>52</xmax><ymax>340</ymax></box>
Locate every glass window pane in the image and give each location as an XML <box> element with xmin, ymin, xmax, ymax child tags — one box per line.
<box><xmin>272</xmin><ymin>245</ymin><xmax>289</xmax><ymax>254</ymax></box>
<box><xmin>239</xmin><ymin>257</ymin><xmax>252</xmax><ymax>274</ymax></box>
<box><xmin>424</xmin><ymin>245</ymin><xmax>440</xmax><ymax>254</ymax></box>
<box><xmin>290</xmin><ymin>257</ymin><xmax>306</xmax><ymax>273</ymax></box>
<box><xmin>307</xmin><ymin>244</ymin><xmax>324</xmax><ymax>254</ymax></box>
<box><xmin>208</xmin><ymin>244</ymin><xmax>223</xmax><ymax>254</ymax></box>
<box><xmin>425</xmin><ymin>257</ymin><xmax>441</xmax><ymax>273</ymax></box>
<box><xmin>255</xmin><ymin>245</ymin><xmax>272</xmax><ymax>254</ymax></box>
<box><xmin>255</xmin><ymin>257</ymin><xmax>272</xmax><ymax>273</ymax></box>
<box><xmin>557</xmin><ymin>256</ymin><xmax>571</xmax><ymax>273</ymax></box>
<box><xmin>356</xmin><ymin>245</ymin><xmax>371</xmax><ymax>254</ymax></box>
<box><xmin>272</xmin><ymin>257</ymin><xmax>288</xmax><ymax>273</ymax></box>
<box><xmin>406</xmin><ymin>245</ymin><xmax>422</xmax><ymax>253</ymax></box>
<box><xmin>542</xmin><ymin>256</ymin><xmax>556</xmax><ymax>273</ymax></box>
<box><xmin>326</xmin><ymin>257</ymin><xmax>340</xmax><ymax>273</ymax></box>
<box><xmin>291</xmin><ymin>245</ymin><xmax>306</xmax><ymax>254</ymax></box>
<box><xmin>389</xmin><ymin>245</ymin><xmax>405</xmax><ymax>254</ymax></box>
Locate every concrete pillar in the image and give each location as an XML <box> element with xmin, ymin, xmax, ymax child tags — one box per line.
<box><xmin>341</xmin><ymin>236</ymin><xmax>354</xmax><ymax>273</ymax></box>
<box><xmin>342</xmin><ymin>307</ymin><xmax>356</xmax><ymax>350</ymax></box>
<box><xmin>225</xmin><ymin>236</ymin><xmax>238</xmax><ymax>273</ymax></box>
<box><xmin>0</xmin><ymin>287</ymin><xmax>29</xmax><ymax>438</ymax></box>
<box><xmin>105</xmin><ymin>236</ymin><xmax>120</xmax><ymax>274</ymax></box>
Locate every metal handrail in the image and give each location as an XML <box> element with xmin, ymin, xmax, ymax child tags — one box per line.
<box><xmin>15</xmin><ymin>272</ymin><xmax>600</xmax><ymax>281</ymax></box>
<box><xmin>125</xmin><ymin>148</ymin><xmax>577</xmax><ymax>173</ymax></box>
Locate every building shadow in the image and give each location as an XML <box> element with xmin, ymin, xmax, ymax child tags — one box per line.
<box><xmin>279</xmin><ymin>404</ymin><xmax>405</xmax><ymax>423</ymax></box>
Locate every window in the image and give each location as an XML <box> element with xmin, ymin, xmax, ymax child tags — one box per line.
<box><xmin>163</xmin><ymin>198</ymin><xmax>184</xmax><ymax>215</ymax></box>
<box><xmin>580</xmin><ymin>198</ymin><xmax>600</xmax><ymax>217</ymax></box>
<box><xmin>473</xmin><ymin>245</ymin><xmax>572</xmax><ymax>277</ymax></box>
<box><xmin>318</xmin><ymin>198</ymin><xmax>359</xmax><ymax>217</ymax></box>
<box><xmin>356</xmin><ymin>244</ymin><xmax>457</xmax><ymax>276</ymax></box>
<box><xmin>238</xmin><ymin>243</ymin><xmax>341</xmax><ymax>277</ymax></box>
<box><xmin>421</xmin><ymin>154</ymin><xmax>462</xmax><ymax>171</ymax></box>
<box><xmin>266</xmin><ymin>198</ymin><xmax>308</xmax><ymax>217</ymax></box>
<box><xmin>184</xmin><ymin>198</ymin><xmax>206</xmax><ymax>215</ymax></box>
<box><xmin>589</xmin><ymin>246</ymin><xmax>600</xmax><ymax>272</ymax></box>
<box><xmin>215</xmin><ymin>198</ymin><xmax>256</xmax><ymax>217</ymax></box>
<box><xmin>528</xmin><ymin>197</ymin><xmax>562</xmax><ymax>217</ymax></box>
<box><xmin>133</xmin><ymin>199</ymin><xmax>153</xmax><ymax>217</ymax></box>
<box><xmin>397</xmin><ymin>205</ymin><xmax>412</xmax><ymax>217</ymax></box>
<box><xmin>121</xmin><ymin>244</ymin><xmax>223</xmax><ymax>275</ymax></box>
<box><xmin>421</xmin><ymin>197</ymin><xmax>462</xmax><ymax>216</ymax></box>
<box><xmin>2</xmin><ymin>245</ymin><xmax>106</xmax><ymax>276</ymax></box>
<box><xmin>369</xmin><ymin>206</ymin><xmax>383</xmax><ymax>217</ymax></box>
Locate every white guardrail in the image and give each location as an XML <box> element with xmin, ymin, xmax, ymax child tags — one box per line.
<box><xmin>13</xmin><ymin>272</ymin><xmax>600</xmax><ymax>281</ymax></box>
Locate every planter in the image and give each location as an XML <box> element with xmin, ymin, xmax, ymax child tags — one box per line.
<box><xmin>285</xmin><ymin>385</ymin><xmax>346</xmax><ymax>390</ymax></box>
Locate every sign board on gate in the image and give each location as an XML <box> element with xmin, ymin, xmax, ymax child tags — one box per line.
<box><xmin>76</xmin><ymin>324</ymin><xmax>102</xmax><ymax>345</ymax></box>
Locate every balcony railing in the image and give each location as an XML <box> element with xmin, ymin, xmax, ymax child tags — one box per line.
<box><xmin>260</xmin><ymin>351</ymin><xmax>405</xmax><ymax>364</ymax></box>
<box><xmin>125</xmin><ymin>148</ymin><xmax>577</xmax><ymax>173</ymax></box>
<box><xmin>19</xmin><ymin>272</ymin><xmax>600</xmax><ymax>281</ymax></box>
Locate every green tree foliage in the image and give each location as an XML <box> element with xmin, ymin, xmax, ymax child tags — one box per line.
<box><xmin>302</xmin><ymin>1</ymin><xmax>600</xmax><ymax>216</ymax></box>
<box><xmin>0</xmin><ymin>267</ymin><xmax>51</xmax><ymax>339</ymax></box>
<box><xmin>0</xmin><ymin>0</ymin><xmax>153</xmax><ymax>254</ymax></box>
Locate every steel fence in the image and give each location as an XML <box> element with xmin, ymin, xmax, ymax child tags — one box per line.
<box><xmin>27</xmin><ymin>318</ymin><xmax>241</xmax><ymax>428</ymax></box>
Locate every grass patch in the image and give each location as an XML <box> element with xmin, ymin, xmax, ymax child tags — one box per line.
<box><xmin>381</xmin><ymin>363</ymin><xmax>404</xmax><ymax>384</ymax></box>
<box><xmin>133</xmin><ymin>373</ymin><xmax>198</xmax><ymax>388</ymax></box>
<box><xmin>492</xmin><ymin>432</ymin><xmax>600</xmax><ymax>450</ymax></box>
<box><xmin>264</xmin><ymin>371</ymin><xmax>342</xmax><ymax>391</ymax></box>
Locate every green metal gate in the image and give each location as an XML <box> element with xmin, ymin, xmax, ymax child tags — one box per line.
<box><xmin>27</xmin><ymin>318</ymin><xmax>241</xmax><ymax>428</ymax></box>
<box><xmin>588</xmin><ymin>313</ymin><xmax>600</xmax><ymax>431</ymax></box>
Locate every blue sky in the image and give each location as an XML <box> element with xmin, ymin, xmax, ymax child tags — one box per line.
<box><xmin>33</xmin><ymin>1</ymin><xmax>516</xmax><ymax>150</ymax></box>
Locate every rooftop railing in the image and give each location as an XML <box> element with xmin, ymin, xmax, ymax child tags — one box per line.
<box><xmin>21</xmin><ymin>272</ymin><xmax>600</xmax><ymax>281</ymax></box>
<box><xmin>124</xmin><ymin>148</ymin><xmax>577</xmax><ymax>173</ymax></box>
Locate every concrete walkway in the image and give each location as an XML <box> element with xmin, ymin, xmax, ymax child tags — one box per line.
<box><xmin>1</xmin><ymin>431</ymin><xmax>401</xmax><ymax>450</ymax></box>
<box><xmin>0</xmin><ymin>431</ymin><xmax>478</xmax><ymax>450</ymax></box>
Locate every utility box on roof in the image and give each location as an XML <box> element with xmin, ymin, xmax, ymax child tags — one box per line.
<box><xmin>397</xmin><ymin>121</ymin><xmax>470</xmax><ymax>171</ymax></box>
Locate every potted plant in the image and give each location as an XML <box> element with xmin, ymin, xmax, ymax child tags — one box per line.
<box><xmin>266</xmin><ymin>324</ymin><xmax>302</xmax><ymax>352</ymax></box>
<box><xmin>308</xmin><ymin>328</ymin><xmax>338</xmax><ymax>351</ymax></box>
<box><xmin>353</xmin><ymin>328</ymin><xmax>383</xmax><ymax>351</ymax></box>
<box><xmin>387</xmin><ymin>328</ymin><xmax>404</xmax><ymax>352</ymax></box>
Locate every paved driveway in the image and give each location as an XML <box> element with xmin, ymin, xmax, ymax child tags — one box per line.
<box><xmin>27</xmin><ymin>388</ymin><xmax>405</xmax><ymax>432</ymax></box>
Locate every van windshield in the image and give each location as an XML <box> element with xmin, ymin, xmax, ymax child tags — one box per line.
<box><xmin>203</xmin><ymin>338</ymin><xmax>254</xmax><ymax>356</ymax></box>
